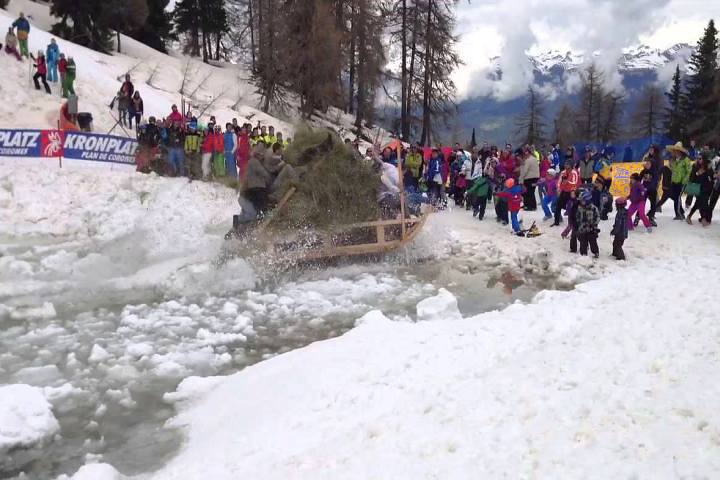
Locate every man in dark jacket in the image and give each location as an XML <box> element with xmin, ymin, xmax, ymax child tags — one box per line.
<box><xmin>166</xmin><ymin>121</ymin><xmax>185</xmax><ymax>176</ymax></box>
<box><xmin>610</xmin><ymin>197</ymin><xmax>628</xmax><ymax>260</ymax></box>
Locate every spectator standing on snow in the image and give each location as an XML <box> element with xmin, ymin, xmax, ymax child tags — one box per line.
<box><xmin>58</xmin><ymin>53</ymin><xmax>67</xmax><ymax>82</ymax></box>
<box><xmin>561</xmin><ymin>190</ymin><xmax>579</xmax><ymax>253</ymax></box>
<box><xmin>4</xmin><ymin>28</ymin><xmax>21</xmax><ymax>61</ymax></box>
<box><xmin>62</xmin><ymin>57</ymin><xmax>76</xmax><ymax>98</ymax></box>
<box><xmin>553</xmin><ymin>161</ymin><xmax>579</xmax><ymax>226</ymax></box>
<box><xmin>224</xmin><ymin>123</ymin><xmax>238</xmax><ymax>178</ymax></box>
<box><xmin>704</xmin><ymin>161</ymin><xmax>720</xmax><ymax>226</ymax></box>
<box><xmin>610</xmin><ymin>197</ymin><xmax>628</xmax><ymax>260</ymax></box>
<box><xmin>31</xmin><ymin>50</ymin><xmax>51</xmax><ymax>94</ymax></box>
<box><xmin>117</xmin><ymin>90</ymin><xmax>130</xmax><ymax>127</ymax></box>
<box><xmin>686</xmin><ymin>155</ymin><xmax>714</xmax><ymax>225</ymax></box>
<box><xmin>666</xmin><ymin>142</ymin><xmax>692</xmax><ymax>220</ymax></box>
<box><xmin>201</xmin><ymin>127</ymin><xmax>215</xmax><ymax>180</ymax></box>
<box><xmin>495</xmin><ymin>178</ymin><xmax>525</xmax><ymax>234</ymax></box>
<box><xmin>540</xmin><ymin>168</ymin><xmax>558</xmax><ymax>221</ymax></box>
<box><xmin>578</xmin><ymin>147</ymin><xmax>595</xmax><ymax>184</ymax></box>
<box><xmin>129</xmin><ymin>91</ymin><xmax>143</xmax><ymax>129</ymax></box>
<box><xmin>120</xmin><ymin>74</ymin><xmax>134</xmax><ymax>99</ymax></box>
<box><xmin>11</xmin><ymin>12</ymin><xmax>30</xmax><ymax>58</ymax></box>
<box><xmin>637</xmin><ymin>157</ymin><xmax>659</xmax><ymax>227</ymax></box>
<box><xmin>518</xmin><ymin>145</ymin><xmax>539</xmax><ymax>211</ymax></box>
<box><xmin>627</xmin><ymin>173</ymin><xmax>652</xmax><ymax>233</ymax></box>
<box><xmin>184</xmin><ymin>123</ymin><xmax>202</xmax><ymax>180</ymax></box>
<box><xmin>168</xmin><ymin>104</ymin><xmax>183</xmax><ymax>124</ymax></box>
<box><xmin>46</xmin><ymin>39</ymin><xmax>59</xmax><ymax>83</ymax></box>
<box><xmin>236</xmin><ymin>125</ymin><xmax>251</xmax><ymax>181</ymax></box>
<box><xmin>166</xmin><ymin>121</ymin><xmax>185</xmax><ymax>176</ymax></box>
<box><xmin>575</xmin><ymin>189</ymin><xmax>600</xmax><ymax>258</ymax></box>
<box><xmin>212</xmin><ymin>124</ymin><xmax>225</xmax><ymax>177</ymax></box>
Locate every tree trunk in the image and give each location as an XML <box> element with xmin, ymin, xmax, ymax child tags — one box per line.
<box><xmin>354</xmin><ymin>0</ymin><xmax>367</xmax><ymax>130</ymax></box>
<box><xmin>400</xmin><ymin>0</ymin><xmax>408</xmax><ymax>140</ymax></box>
<box><xmin>348</xmin><ymin>0</ymin><xmax>356</xmax><ymax>114</ymax></box>
<box><xmin>215</xmin><ymin>33</ymin><xmax>221</xmax><ymax>61</ymax></box>
<box><xmin>117</xmin><ymin>31</ymin><xmax>121</xmax><ymax>54</ymax></box>
<box><xmin>420</xmin><ymin>0</ymin><xmax>433</xmax><ymax>145</ymax></box>
<box><xmin>249</xmin><ymin>0</ymin><xmax>256</xmax><ymax>72</ymax></box>
<box><xmin>407</xmin><ymin>4</ymin><xmax>419</xmax><ymax>141</ymax></box>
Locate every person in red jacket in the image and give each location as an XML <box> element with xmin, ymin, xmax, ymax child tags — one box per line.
<box><xmin>235</xmin><ymin>125</ymin><xmax>251</xmax><ymax>181</ymax></box>
<box><xmin>168</xmin><ymin>104</ymin><xmax>183</xmax><ymax>124</ymax></box>
<box><xmin>495</xmin><ymin>178</ymin><xmax>526</xmax><ymax>234</ymax></box>
<box><xmin>201</xmin><ymin>128</ymin><xmax>215</xmax><ymax>179</ymax></box>
<box><xmin>58</xmin><ymin>53</ymin><xmax>67</xmax><ymax>83</ymax></box>
<box><xmin>212</xmin><ymin>124</ymin><xmax>225</xmax><ymax>177</ymax></box>
<box><xmin>31</xmin><ymin>50</ymin><xmax>51</xmax><ymax>94</ymax></box>
<box><xmin>552</xmin><ymin>161</ymin><xmax>580</xmax><ymax>226</ymax></box>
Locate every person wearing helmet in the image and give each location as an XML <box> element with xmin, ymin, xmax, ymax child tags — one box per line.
<box><xmin>495</xmin><ymin>177</ymin><xmax>525</xmax><ymax>234</ymax></box>
<box><xmin>541</xmin><ymin>168</ymin><xmax>558</xmax><ymax>221</ymax></box>
<box><xmin>611</xmin><ymin>197</ymin><xmax>628</xmax><ymax>260</ymax></box>
<box><xmin>575</xmin><ymin>188</ymin><xmax>600</xmax><ymax>258</ymax></box>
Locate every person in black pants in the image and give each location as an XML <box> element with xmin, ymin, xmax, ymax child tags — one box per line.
<box><xmin>31</xmin><ymin>51</ymin><xmax>51</xmax><ymax>94</ymax></box>
<box><xmin>610</xmin><ymin>197</ymin><xmax>628</xmax><ymax>260</ymax></box>
<box><xmin>552</xmin><ymin>162</ymin><xmax>579</xmax><ymax>226</ymax></box>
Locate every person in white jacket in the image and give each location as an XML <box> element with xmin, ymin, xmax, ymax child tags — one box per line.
<box><xmin>518</xmin><ymin>145</ymin><xmax>540</xmax><ymax>211</ymax></box>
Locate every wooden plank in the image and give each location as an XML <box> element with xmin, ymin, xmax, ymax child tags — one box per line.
<box><xmin>344</xmin><ymin>217</ymin><xmax>424</xmax><ymax>229</ymax></box>
<box><xmin>376</xmin><ymin>224</ymin><xmax>386</xmax><ymax>244</ymax></box>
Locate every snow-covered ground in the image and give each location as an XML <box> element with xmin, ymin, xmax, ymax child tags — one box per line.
<box><xmin>2</xmin><ymin>158</ymin><xmax>719</xmax><ymax>479</ymax></box>
<box><xmin>0</xmin><ymin>0</ymin><xmax>385</xmax><ymax>144</ymax></box>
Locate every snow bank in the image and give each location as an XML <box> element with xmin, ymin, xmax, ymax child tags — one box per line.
<box><xmin>0</xmin><ymin>384</ymin><xmax>59</xmax><ymax>471</ymax></box>
<box><xmin>151</xmin><ymin>254</ymin><xmax>720</xmax><ymax>479</ymax></box>
<box><xmin>58</xmin><ymin>463</ymin><xmax>126</xmax><ymax>480</ymax></box>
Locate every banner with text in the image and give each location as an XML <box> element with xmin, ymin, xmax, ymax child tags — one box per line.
<box><xmin>0</xmin><ymin>129</ymin><xmax>138</xmax><ymax>164</ymax></box>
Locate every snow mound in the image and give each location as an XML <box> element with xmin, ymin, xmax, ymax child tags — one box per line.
<box><xmin>416</xmin><ymin>288</ymin><xmax>461</xmax><ymax>321</ymax></box>
<box><xmin>0</xmin><ymin>384</ymin><xmax>59</xmax><ymax>471</ymax></box>
<box><xmin>59</xmin><ymin>463</ymin><xmax>126</xmax><ymax>480</ymax></box>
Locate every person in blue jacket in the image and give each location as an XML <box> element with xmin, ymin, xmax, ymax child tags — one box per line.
<box><xmin>551</xmin><ymin>144</ymin><xmax>562</xmax><ymax>169</ymax></box>
<box><xmin>223</xmin><ymin>123</ymin><xmax>238</xmax><ymax>178</ymax></box>
<box><xmin>425</xmin><ymin>148</ymin><xmax>444</xmax><ymax>205</ymax></box>
<box><xmin>46</xmin><ymin>38</ymin><xmax>60</xmax><ymax>83</ymax></box>
<box><xmin>11</xmin><ymin>12</ymin><xmax>30</xmax><ymax>58</ymax></box>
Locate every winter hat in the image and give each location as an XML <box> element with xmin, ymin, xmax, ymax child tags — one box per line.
<box><xmin>615</xmin><ymin>196</ymin><xmax>627</xmax><ymax>207</ymax></box>
<box><xmin>505</xmin><ymin>178</ymin><xmax>515</xmax><ymax>189</ymax></box>
<box><xmin>579</xmin><ymin>189</ymin><xmax>592</xmax><ymax>203</ymax></box>
<box><xmin>547</xmin><ymin>168</ymin><xmax>557</xmax><ymax>176</ymax></box>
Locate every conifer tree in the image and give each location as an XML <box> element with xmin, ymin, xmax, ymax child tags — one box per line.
<box><xmin>684</xmin><ymin>20</ymin><xmax>719</xmax><ymax>140</ymax></box>
<box><xmin>514</xmin><ymin>86</ymin><xmax>546</xmax><ymax>146</ymax></box>
<box><xmin>663</xmin><ymin>64</ymin><xmax>684</xmax><ymax>140</ymax></box>
<box><xmin>51</xmin><ymin>0</ymin><xmax>114</xmax><ymax>52</ymax></box>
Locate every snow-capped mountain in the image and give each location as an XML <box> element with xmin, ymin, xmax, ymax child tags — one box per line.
<box><xmin>490</xmin><ymin>43</ymin><xmax>693</xmax><ymax>77</ymax></box>
<box><xmin>454</xmin><ymin>43</ymin><xmax>694</xmax><ymax>144</ymax></box>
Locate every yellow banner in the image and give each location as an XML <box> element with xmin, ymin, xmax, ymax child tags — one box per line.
<box><xmin>609</xmin><ymin>162</ymin><xmax>643</xmax><ymax>198</ymax></box>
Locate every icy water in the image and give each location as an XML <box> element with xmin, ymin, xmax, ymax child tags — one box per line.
<box><xmin>0</xmin><ymin>234</ymin><xmax>553</xmax><ymax>479</ymax></box>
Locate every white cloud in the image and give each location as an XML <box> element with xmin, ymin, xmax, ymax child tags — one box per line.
<box><xmin>453</xmin><ymin>0</ymin><xmax>720</xmax><ymax>102</ymax></box>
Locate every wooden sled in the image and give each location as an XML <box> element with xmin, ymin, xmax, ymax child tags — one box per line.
<box><xmin>252</xmin><ymin>187</ymin><xmax>431</xmax><ymax>263</ymax></box>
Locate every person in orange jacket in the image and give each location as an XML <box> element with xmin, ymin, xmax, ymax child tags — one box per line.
<box><xmin>552</xmin><ymin>161</ymin><xmax>579</xmax><ymax>226</ymax></box>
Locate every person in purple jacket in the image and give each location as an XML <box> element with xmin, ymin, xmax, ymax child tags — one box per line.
<box><xmin>540</xmin><ymin>168</ymin><xmax>558</xmax><ymax>220</ymax></box>
<box><xmin>627</xmin><ymin>173</ymin><xmax>652</xmax><ymax>233</ymax></box>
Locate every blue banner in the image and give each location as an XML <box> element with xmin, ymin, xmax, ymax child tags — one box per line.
<box><xmin>0</xmin><ymin>129</ymin><xmax>138</xmax><ymax>164</ymax></box>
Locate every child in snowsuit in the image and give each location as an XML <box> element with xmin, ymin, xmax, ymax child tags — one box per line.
<box><xmin>610</xmin><ymin>197</ymin><xmax>628</xmax><ymax>260</ymax></box>
<box><xmin>575</xmin><ymin>189</ymin><xmax>600</xmax><ymax>258</ymax></box>
<box><xmin>541</xmin><ymin>168</ymin><xmax>558</xmax><ymax>220</ymax></box>
<box><xmin>561</xmin><ymin>190</ymin><xmax>579</xmax><ymax>253</ymax></box>
<box><xmin>495</xmin><ymin>178</ymin><xmax>525</xmax><ymax>234</ymax></box>
<box><xmin>58</xmin><ymin>53</ymin><xmax>67</xmax><ymax>83</ymax></box>
<box><xmin>627</xmin><ymin>173</ymin><xmax>652</xmax><ymax>233</ymax></box>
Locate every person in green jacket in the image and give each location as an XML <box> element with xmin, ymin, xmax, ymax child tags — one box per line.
<box><xmin>666</xmin><ymin>142</ymin><xmax>692</xmax><ymax>220</ymax></box>
<box><xmin>62</xmin><ymin>57</ymin><xmax>76</xmax><ymax>98</ymax></box>
<box><xmin>466</xmin><ymin>175</ymin><xmax>490</xmax><ymax>220</ymax></box>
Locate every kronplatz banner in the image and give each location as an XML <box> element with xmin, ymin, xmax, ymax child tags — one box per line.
<box><xmin>0</xmin><ymin>129</ymin><xmax>138</xmax><ymax>164</ymax></box>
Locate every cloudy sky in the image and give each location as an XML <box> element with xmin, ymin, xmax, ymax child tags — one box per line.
<box><xmin>453</xmin><ymin>0</ymin><xmax>720</xmax><ymax>101</ymax></box>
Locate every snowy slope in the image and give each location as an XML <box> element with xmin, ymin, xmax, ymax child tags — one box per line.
<box><xmin>149</xmin><ymin>250</ymin><xmax>720</xmax><ymax>479</ymax></box>
<box><xmin>0</xmin><ymin>0</ymin><xmax>382</xmax><ymax>143</ymax></box>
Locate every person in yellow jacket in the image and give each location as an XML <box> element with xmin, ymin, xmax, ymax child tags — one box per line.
<box><xmin>263</xmin><ymin>125</ymin><xmax>277</xmax><ymax>146</ymax></box>
<box><xmin>404</xmin><ymin>145</ymin><xmax>424</xmax><ymax>190</ymax></box>
<box><xmin>184</xmin><ymin>124</ymin><xmax>202</xmax><ymax>179</ymax></box>
<box><xmin>276</xmin><ymin>131</ymin><xmax>289</xmax><ymax>149</ymax></box>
